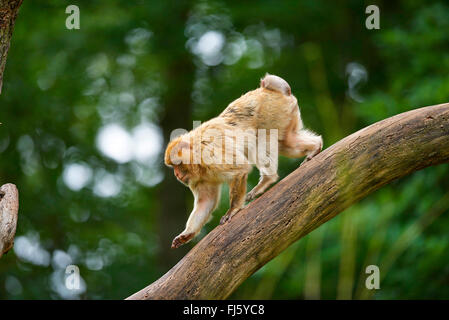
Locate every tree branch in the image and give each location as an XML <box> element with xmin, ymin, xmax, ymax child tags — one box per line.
<box><xmin>127</xmin><ymin>103</ymin><xmax>449</xmax><ymax>300</ymax></box>
<box><xmin>0</xmin><ymin>183</ymin><xmax>19</xmax><ymax>258</ymax></box>
<box><xmin>0</xmin><ymin>0</ymin><xmax>23</xmax><ymax>94</ymax></box>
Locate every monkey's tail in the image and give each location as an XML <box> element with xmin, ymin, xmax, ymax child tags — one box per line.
<box><xmin>260</xmin><ymin>73</ymin><xmax>291</xmax><ymax>96</ymax></box>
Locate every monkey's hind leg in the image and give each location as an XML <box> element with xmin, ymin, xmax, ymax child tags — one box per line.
<box><xmin>245</xmin><ymin>174</ymin><xmax>279</xmax><ymax>202</ymax></box>
<box><xmin>245</xmin><ymin>145</ymin><xmax>279</xmax><ymax>202</ymax></box>
<box><xmin>220</xmin><ymin>173</ymin><xmax>248</xmax><ymax>224</ymax></box>
<box><xmin>245</xmin><ymin>158</ymin><xmax>279</xmax><ymax>202</ymax></box>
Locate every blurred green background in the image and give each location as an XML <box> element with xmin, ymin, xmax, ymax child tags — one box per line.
<box><xmin>1</xmin><ymin>0</ymin><xmax>448</xmax><ymax>299</ymax></box>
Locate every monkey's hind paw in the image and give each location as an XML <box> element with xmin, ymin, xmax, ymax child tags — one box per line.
<box><xmin>245</xmin><ymin>191</ymin><xmax>258</xmax><ymax>203</ymax></box>
<box><xmin>300</xmin><ymin>156</ymin><xmax>313</xmax><ymax>167</ymax></box>
<box><xmin>171</xmin><ymin>232</ymin><xmax>194</xmax><ymax>249</ymax></box>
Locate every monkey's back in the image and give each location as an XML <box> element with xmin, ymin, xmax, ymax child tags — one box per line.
<box><xmin>219</xmin><ymin>88</ymin><xmax>300</xmax><ymax>141</ymax></box>
<box><xmin>179</xmin><ymin>86</ymin><xmax>303</xmax><ymax>179</ymax></box>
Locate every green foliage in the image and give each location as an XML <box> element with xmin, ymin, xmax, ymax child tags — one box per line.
<box><xmin>0</xmin><ymin>0</ymin><xmax>448</xmax><ymax>299</ymax></box>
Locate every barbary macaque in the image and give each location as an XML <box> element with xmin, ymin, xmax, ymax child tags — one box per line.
<box><xmin>165</xmin><ymin>74</ymin><xmax>323</xmax><ymax>249</ymax></box>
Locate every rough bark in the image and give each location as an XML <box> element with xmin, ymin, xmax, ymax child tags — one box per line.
<box><xmin>0</xmin><ymin>183</ymin><xmax>19</xmax><ymax>258</ymax></box>
<box><xmin>0</xmin><ymin>0</ymin><xmax>23</xmax><ymax>94</ymax></box>
<box><xmin>127</xmin><ymin>103</ymin><xmax>449</xmax><ymax>300</ymax></box>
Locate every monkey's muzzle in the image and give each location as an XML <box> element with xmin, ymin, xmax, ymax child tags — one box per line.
<box><xmin>175</xmin><ymin>172</ymin><xmax>190</xmax><ymax>185</ymax></box>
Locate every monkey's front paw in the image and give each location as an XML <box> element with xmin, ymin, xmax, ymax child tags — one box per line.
<box><xmin>220</xmin><ymin>214</ymin><xmax>230</xmax><ymax>225</ymax></box>
<box><xmin>171</xmin><ymin>232</ymin><xmax>194</xmax><ymax>249</ymax></box>
<box><xmin>220</xmin><ymin>208</ymin><xmax>241</xmax><ymax>225</ymax></box>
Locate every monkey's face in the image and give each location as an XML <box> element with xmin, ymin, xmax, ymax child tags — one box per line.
<box><xmin>165</xmin><ymin>137</ymin><xmax>195</xmax><ymax>186</ymax></box>
<box><xmin>173</xmin><ymin>164</ymin><xmax>191</xmax><ymax>186</ymax></box>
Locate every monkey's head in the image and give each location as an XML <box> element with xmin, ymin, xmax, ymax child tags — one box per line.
<box><xmin>165</xmin><ymin>136</ymin><xmax>201</xmax><ymax>186</ymax></box>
